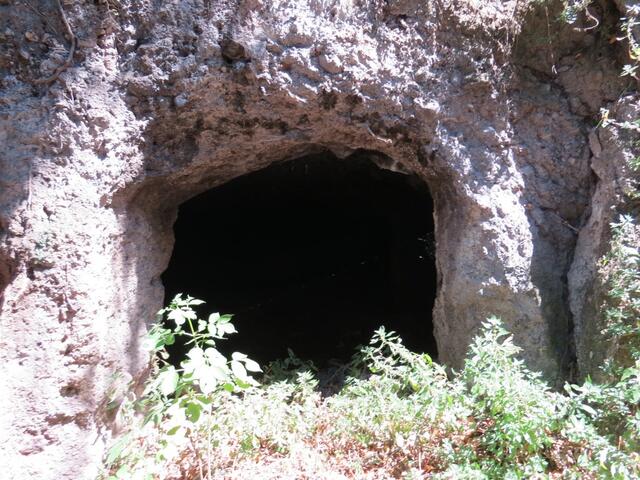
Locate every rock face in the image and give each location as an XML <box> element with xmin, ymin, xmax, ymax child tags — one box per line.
<box><xmin>0</xmin><ymin>0</ymin><xmax>637</xmax><ymax>478</ymax></box>
<box><xmin>568</xmin><ymin>97</ymin><xmax>640</xmax><ymax>378</ymax></box>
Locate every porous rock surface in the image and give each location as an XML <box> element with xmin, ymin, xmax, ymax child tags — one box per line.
<box><xmin>0</xmin><ymin>0</ymin><xmax>637</xmax><ymax>478</ymax></box>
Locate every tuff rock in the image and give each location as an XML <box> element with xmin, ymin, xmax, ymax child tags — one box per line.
<box><xmin>0</xmin><ymin>0</ymin><xmax>638</xmax><ymax>478</ymax></box>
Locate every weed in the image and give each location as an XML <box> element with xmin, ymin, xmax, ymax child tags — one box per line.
<box><xmin>100</xmin><ymin>308</ymin><xmax>639</xmax><ymax>479</ymax></box>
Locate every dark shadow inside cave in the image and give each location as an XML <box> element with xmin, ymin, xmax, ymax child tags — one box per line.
<box><xmin>162</xmin><ymin>150</ymin><xmax>438</xmax><ymax>368</ymax></box>
<box><xmin>0</xmin><ymin>252</ymin><xmax>15</xmax><ymax>315</ymax></box>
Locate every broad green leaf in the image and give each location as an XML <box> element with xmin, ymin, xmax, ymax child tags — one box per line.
<box><xmin>211</xmin><ymin>365</ymin><xmax>230</xmax><ymax>380</ymax></box>
<box><xmin>231</xmin><ymin>360</ymin><xmax>247</xmax><ymax>380</ymax></box>
<box><xmin>183</xmin><ymin>309</ymin><xmax>197</xmax><ymax>320</ymax></box>
<box><xmin>207</xmin><ymin>323</ymin><xmax>217</xmax><ymax>336</ymax></box>
<box><xmin>205</xmin><ymin>348</ymin><xmax>227</xmax><ymax>367</ymax></box>
<box><xmin>181</xmin><ymin>359</ymin><xmax>194</xmax><ymax>374</ymax></box>
<box><xmin>235</xmin><ymin>377</ymin><xmax>251</xmax><ymax>389</ymax></box>
<box><xmin>621</xmin><ymin>368</ymin><xmax>637</xmax><ymax>381</ymax></box>
<box><xmin>166</xmin><ymin>425</ymin><xmax>181</xmax><ymax>436</ymax></box>
<box><xmin>187</xmin><ymin>347</ymin><xmax>205</xmax><ymax>363</ymax></box>
<box><xmin>244</xmin><ymin>358</ymin><xmax>262</xmax><ymax>373</ymax></box>
<box><xmin>198</xmin><ymin>366</ymin><xmax>219</xmax><ymax>394</ymax></box>
<box><xmin>580</xmin><ymin>404</ymin><xmax>598</xmax><ymax>417</ymax></box>
<box><xmin>106</xmin><ymin>433</ymin><xmax>132</xmax><ymax>465</ymax></box>
<box><xmin>218</xmin><ymin>323</ymin><xmax>237</xmax><ymax>335</ymax></box>
<box><xmin>185</xmin><ymin>402</ymin><xmax>202</xmax><ymax>422</ymax></box>
<box><xmin>158</xmin><ymin>367</ymin><xmax>179</xmax><ymax>396</ymax></box>
<box><xmin>167</xmin><ymin>309</ymin><xmax>186</xmax><ymax>326</ymax></box>
<box><xmin>235</xmin><ymin>376</ymin><xmax>258</xmax><ymax>388</ymax></box>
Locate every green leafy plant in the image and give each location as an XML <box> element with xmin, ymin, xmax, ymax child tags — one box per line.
<box><xmin>456</xmin><ymin>318</ymin><xmax>563</xmax><ymax>477</ymax></box>
<box><xmin>142</xmin><ymin>294</ymin><xmax>261</xmax><ymax>427</ymax></box>
<box><xmin>102</xmin><ymin>294</ymin><xmax>261</xmax><ymax>479</ymax></box>
<box><xmin>101</xmin><ymin>303</ymin><xmax>640</xmax><ymax>479</ymax></box>
<box><xmin>598</xmin><ymin>215</ymin><xmax>640</xmax><ymax>369</ymax></box>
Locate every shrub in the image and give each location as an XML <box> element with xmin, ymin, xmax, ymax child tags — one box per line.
<box><xmin>100</xmin><ymin>303</ymin><xmax>640</xmax><ymax>479</ymax></box>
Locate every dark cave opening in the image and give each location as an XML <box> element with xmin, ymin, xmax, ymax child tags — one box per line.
<box><xmin>161</xmin><ymin>151</ymin><xmax>438</xmax><ymax>368</ymax></box>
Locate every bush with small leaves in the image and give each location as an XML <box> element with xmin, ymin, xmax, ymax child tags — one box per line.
<box><xmin>103</xmin><ymin>294</ymin><xmax>261</xmax><ymax>480</ymax></box>
<box><xmin>100</xmin><ymin>303</ymin><xmax>640</xmax><ymax>479</ymax></box>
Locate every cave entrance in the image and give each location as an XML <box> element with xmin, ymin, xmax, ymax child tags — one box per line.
<box><xmin>162</xmin><ymin>151</ymin><xmax>438</xmax><ymax>368</ymax></box>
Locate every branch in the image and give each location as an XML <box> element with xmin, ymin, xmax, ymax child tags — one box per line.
<box><xmin>33</xmin><ymin>0</ymin><xmax>77</xmax><ymax>86</ymax></box>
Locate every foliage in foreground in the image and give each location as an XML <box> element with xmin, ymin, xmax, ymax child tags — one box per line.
<box><xmin>100</xmin><ymin>297</ymin><xmax>640</xmax><ymax>480</ymax></box>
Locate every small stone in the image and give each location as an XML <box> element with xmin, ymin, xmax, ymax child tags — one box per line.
<box><xmin>450</xmin><ymin>70</ymin><xmax>462</xmax><ymax>86</ymax></box>
<box><xmin>220</xmin><ymin>38</ymin><xmax>248</xmax><ymax>62</ymax></box>
<box><xmin>25</xmin><ymin>31</ymin><xmax>39</xmax><ymax>42</ymax></box>
<box><xmin>318</xmin><ymin>53</ymin><xmax>343</xmax><ymax>74</ymax></box>
<box><xmin>18</xmin><ymin>49</ymin><xmax>30</xmax><ymax>61</ymax></box>
<box><xmin>174</xmin><ymin>93</ymin><xmax>188</xmax><ymax>108</ymax></box>
<box><xmin>265</xmin><ymin>41</ymin><xmax>283</xmax><ymax>54</ymax></box>
<box><xmin>283</xmin><ymin>23</ymin><xmax>313</xmax><ymax>48</ymax></box>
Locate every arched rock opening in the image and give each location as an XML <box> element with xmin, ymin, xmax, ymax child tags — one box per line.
<box><xmin>161</xmin><ymin>151</ymin><xmax>438</xmax><ymax>367</ymax></box>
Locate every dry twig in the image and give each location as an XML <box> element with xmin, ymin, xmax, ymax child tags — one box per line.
<box><xmin>33</xmin><ymin>0</ymin><xmax>77</xmax><ymax>85</ymax></box>
<box><xmin>574</xmin><ymin>6</ymin><xmax>600</xmax><ymax>33</ymax></box>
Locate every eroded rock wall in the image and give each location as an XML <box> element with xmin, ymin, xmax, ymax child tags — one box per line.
<box><xmin>0</xmin><ymin>0</ymin><xmax>636</xmax><ymax>478</ymax></box>
<box><xmin>568</xmin><ymin>97</ymin><xmax>640</xmax><ymax>378</ymax></box>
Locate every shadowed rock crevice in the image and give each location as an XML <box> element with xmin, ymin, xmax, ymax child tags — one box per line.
<box><xmin>0</xmin><ymin>246</ymin><xmax>16</xmax><ymax>311</ymax></box>
<box><xmin>162</xmin><ymin>151</ymin><xmax>438</xmax><ymax>367</ymax></box>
